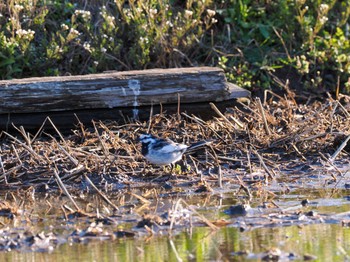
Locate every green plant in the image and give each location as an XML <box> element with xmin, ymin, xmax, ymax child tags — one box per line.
<box><xmin>0</xmin><ymin>0</ymin><xmax>348</xmax><ymax>94</ymax></box>
<box><xmin>215</xmin><ymin>0</ymin><xmax>349</xmax><ymax>93</ymax></box>
<box><xmin>0</xmin><ymin>0</ymin><xmax>218</xmax><ymax>78</ymax></box>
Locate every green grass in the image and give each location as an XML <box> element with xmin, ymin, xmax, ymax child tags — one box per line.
<box><xmin>0</xmin><ymin>0</ymin><xmax>349</xmax><ymax>93</ymax></box>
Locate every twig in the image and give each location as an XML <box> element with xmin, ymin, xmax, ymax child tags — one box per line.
<box><xmin>297</xmin><ymin>132</ymin><xmax>328</xmax><ymax>143</ymax></box>
<box><xmin>210</xmin><ymin>102</ymin><xmax>243</xmax><ymax>129</ymax></box>
<box><xmin>13</xmin><ymin>125</ymin><xmax>32</xmax><ymax>147</ymax></box>
<box><xmin>0</xmin><ymin>164</ymin><xmax>23</xmax><ymax>182</ymax></box>
<box><xmin>169</xmin><ymin>198</ymin><xmax>183</xmax><ymax>233</ymax></box>
<box><xmin>53</xmin><ymin>168</ymin><xmax>81</xmax><ymax>211</ymax></box>
<box><xmin>45</xmin><ymin>133</ymin><xmax>79</xmax><ymax>167</ymax></box>
<box><xmin>247</xmin><ymin>146</ymin><xmax>252</xmax><ymax>174</ymax></box>
<box><xmin>74</xmin><ymin>114</ymin><xmax>87</xmax><ymax>139</ymax></box>
<box><xmin>208</xmin><ymin>145</ymin><xmax>222</xmax><ymax>188</ymax></box>
<box><xmin>60</xmin><ymin>165</ymin><xmax>86</xmax><ymax>181</ymax></box>
<box><xmin>181</xmin><ymin>112</ymin><xmax>223</xmax><ymax>140</ymax></box>
<box><xmin>217</xmin><ymin>156</ymin><xmax>241</xmax><ymax>162</ymax></box>
<box><xmin>330</xmin><ymin>135</ymin><xmax>350</xmax><ymax>162</ymax></box>
<box><xmin>336</xmin><ymin>100</ymin><xmax>350</xmax><ymax>118</ymax></box>
<box><xmin>147</xmin><ymin>103</ymin><xmax>154</xmax><ymax>133</ymax></box>
<box><xmin>319</xmin><ymin>152</ymin><xmax>344</xmax><ymax>176</ymax></box>
<box><xmin>131</xmin><ymin>192</ymin><xmax>151</xmax><ymax>205</ymax></box>
<box><xmin>336</xmin><ymin>75</ymin><xmax>340</xmax><ymax>100</ymax></box>
<box><xmin>0</xmin><ymin>153</ymin><xmax>7</xmax><ymax>184</ymax></box>
<box><xmin>177</xmin><ymin>93</ymin><xmax>181</xmax><ymax>121</ymax></box>
<box><xmin>169</xmin><ymin>239</ymin><xmax>183</xmax><ymax>262</ymax></box>
<box><xmin>273</xmin><ymin>27</ymin><xmax>291</xmax><ymax>60</ymax></box>
<box><xmin>92</xmin><ymin>120</ymin><xmax>109</xmax><ymax>157</ymax></box>
<box><xmin>11</xmin><ymin>125</ymin><xmax>34</xmax><ymax>150</ymax></box>
<box><xmin>253</xmin><ymin>150</ymin><xmax>275</xmax><ymax>181</ymax></box>
<box><xmin>291</xmin><ymin>143</ymin><xmax>307</xmax><ymax>161</ymax></box>
<box><xmin>218</xmin><ymin>165</ymin><xmax>222</xmax><ymax>188</ymax></box>
<box><xmin>3</xmin><ymin>131</ymin><xmax>44</xmax><ymax>161</ymax></box>
<box><xmin>169</xmin><ymin>199</ymin><xmax>218</xmax><ymax>233</ymax></box>
<box><xmin>83</xmin><ymin>174</ymin><xmax>119</xmax><ymax>210</ymax></box>
<box><xmin>11</xmin><ymin>144</ymin><xmax>22</xmax><ymax>165</ymax></box>
<box><xmin>189</xmin><ymin>155</ymin><xmax>201</xmax><ymax>179</ymax></box>
<box><xmin>181</xmin><ymin>199</ymin><xmax>218</xmax><ymax>230</ymax></box>
<box><xmin>236</xmin><ymin>175</ymin><xmax>252</xmax><ymax>200</ymax></box>
<box><xmin>256</xmin><ymin>97</ymin><xmax>271</xmax><ymax>136</ymax></box>
<box><xmin>47</xmin><ymin>117</ymin><xmax>67</xmax><ymax>145</ymax></box>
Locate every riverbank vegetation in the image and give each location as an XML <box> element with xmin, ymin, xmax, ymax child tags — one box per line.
<box><xmin>0</xmin><ymin>0</ymin><xmax>349</xmax><ymax>93</ymax></box>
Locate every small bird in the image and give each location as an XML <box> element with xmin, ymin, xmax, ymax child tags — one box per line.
<box><xmin>139</xmin><ymin>134</ymin><xmax>211</xmax><ymax>166</ymax></box>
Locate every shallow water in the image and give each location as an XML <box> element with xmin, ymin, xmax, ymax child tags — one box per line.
<box><xmin>3</xmin><ymin>223</ymin><xmax>350</xmax><ymax>261</ymax></box>
<box><xmin>1</xmin><ymin>184</ymin><xmax>350</xmax><ymax>261</ymax></box>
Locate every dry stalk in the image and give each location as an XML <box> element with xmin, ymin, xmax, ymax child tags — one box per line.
<box><xmin>147</xmin><ymin>103</ymin><xmax>154</xmax><ymax>133</ymax></box>
<box><xmin>208</xmin><ymin>144</ymin><xmax>222</xmax><ymax>188</ymax></box>
<box><xmin>11</xmin><ymin>144</ymin><xmax>22</xmax><ymax>165</ymax></box>
<box><xmin>3</xmin><ymin>131</ymin><xmax>44</xmax><ymax>162</ymax></box>
<box><xmin>180</xmin><ymin>199</ymin><xmax>218</xmax><ymax>230</ymax></box>
<box><xmin>169</xmin><ymin>239</ymin><xmax>183</xmax><ymax>262</ymax></box>
<box><xmin>45</xmin><ymin>133</ymin><xmax>79</xmax><ymax>167</ymax></box>
<box><xmin>74</xmin><ymin>113</ymin><xmax>87</xmax><ymax>137</ymax></box>
<box><xmin>181</xmin><ymin>112</ymin><xmax>222</xmax><ymax>140</ymax></box>
<box><xmin>269</xmin><ymin>124</ymin><xmax>318</xmax><ymax>148</ymax></box>
<box><xmin>330</xmin><ymin>135</ymin><xmax>350</xmax><ymax>162</ymax></box>
<box><xmin>47</xmin><ymin>117</ymin><xmax>68</xmax><ymax>146</ymax></box>
<box><xmin>319</xmin><ymin>152</ymin><xmax>344</xmax><ymax>176</ymax></box>
<box><xmin>247</xmin><ymin>146</ymin><xmax>252</xmax><ymax>174</ymax></box>
<box><xmin>177</xmin><ymin>93</ymin><xmax>181</xmax><ymax>121</ymax></box>
<box><xmin>131</xmin><ymin>192</ymin><xmax>151</xmax><ymax>205</ymax></box>
<box><xmin>0</xmin><ymin>153</ymin><xmax>7</xmax><ymax>184</ymax></box>
<box><xmin>0</xmin><ymin>164</ymin><xmax>23</xmax><ymax>182</ymax></box>
<box><xmin>11</xmin><ymin>125</ymin><xmax>32</xmax><ymax>147</ymax></box>
<box><xmin>236</xmin><ymin>175</ymin><xmax>252</xmax><ymax>200</ymax></box>
<box><xmin>168</xmin><ymin>198</ymin><xmax>183</xmax><ymax>233</ymax></box>
<box><xmin>92</xmin><ymin>120</ymin><xmax>109</xmax><ymax>157</ymax></box>
<box><xmin>83</xmin><ymin>174</ymin><xmax>119</xmax><ymax>210</ymax></box>
<box><xmin>189</xmin><ymin>155</ymin><xmax>201</xmax><ymax>179</ymax></box>
<box><xmin>256</xmin><ymin>97</ymin><xmax>271</xmax><ymax>136</ymax></box>
<box><xmin>210</xmin><ymin>102</ymin><xmax>243</xmax><ymax>129</ymax></box>
<box><xmin>291</xmin><ymin>143</ymin><xmax>306</xmax><ymax>161</ymax></box>
<box><xmin>336</xmin><ymin>100</ymin><xmax>350</xmax><ymax>118</ymax></box>
<box><xmin>53</xmin><ymin>168</ymin><xmax>80</xmax><ymax>211</ymax></box>
<box><xmin>253</xmin><ymin>150</ymin><xmax>275</xmax><ymax>181</ymax></box>
<box><xmin>60</xmin><ymin>165</ymin><xmax>86</xmax><ymax>181</ymax></box>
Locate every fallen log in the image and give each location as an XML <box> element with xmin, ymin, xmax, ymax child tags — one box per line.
<box><xmin>0</xmin><ymin>67</ymin><xmax>250</xmax><ymax>130</ymax></box>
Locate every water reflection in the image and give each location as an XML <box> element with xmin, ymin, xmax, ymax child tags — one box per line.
<box><xmin>3</xmin><ymin>223</ymin><xmax>349</xmax><ymax>261</ymax></box>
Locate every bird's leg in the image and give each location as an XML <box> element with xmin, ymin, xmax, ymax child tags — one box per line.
<box><xmin>179</xmin><ymin>156</ymin><xmax>191</xmax><ymax>173</ymax></box>
<box><xmin>150</xmin><ymin>165</ymin><xmax>169</xmax><ymax>182</ymax></box>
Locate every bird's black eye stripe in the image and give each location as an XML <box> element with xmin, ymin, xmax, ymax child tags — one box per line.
<box><xmin>141</xmin><ymin>142</ymin><xmax>150</xmax><ymax>155</ymax></box>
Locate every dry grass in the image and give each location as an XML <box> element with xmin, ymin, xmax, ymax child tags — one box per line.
<box><xmin>0</xmin><ymin>93</ymin><xmax>349</xmax><ymax>194</ymax></box>
<box><xmin>0</xmin><ymin>93</ymin><xmax>349</xmax><ymax>253</ymax></box>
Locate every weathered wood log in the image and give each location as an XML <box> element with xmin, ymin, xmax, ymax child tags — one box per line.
<box><xmin>0</xmin><ymin>67</ymin><xmax>249</xmax><ymax>114</ymax></box>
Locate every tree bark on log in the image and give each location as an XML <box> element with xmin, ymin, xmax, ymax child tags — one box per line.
<box><xmin>0</xmin><ymin>67</ymin><xmax>249</xmax><ymax>114</ymax></box>
<box><xmin>0</xmin><ymin>67</ymin><xmax>250</xmax><ymax>131</ymax></box>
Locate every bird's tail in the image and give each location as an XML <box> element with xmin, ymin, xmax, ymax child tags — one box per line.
<box><xmin>186</xmin><ymin>140</ymin><xmax>213</xmax><ymax>153</ymax></box>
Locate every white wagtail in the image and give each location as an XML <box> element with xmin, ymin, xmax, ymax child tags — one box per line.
<box><xmin>139</xmin><ymin>134</ymin><xmax>211</xmax><ymax>167</ymax></box>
